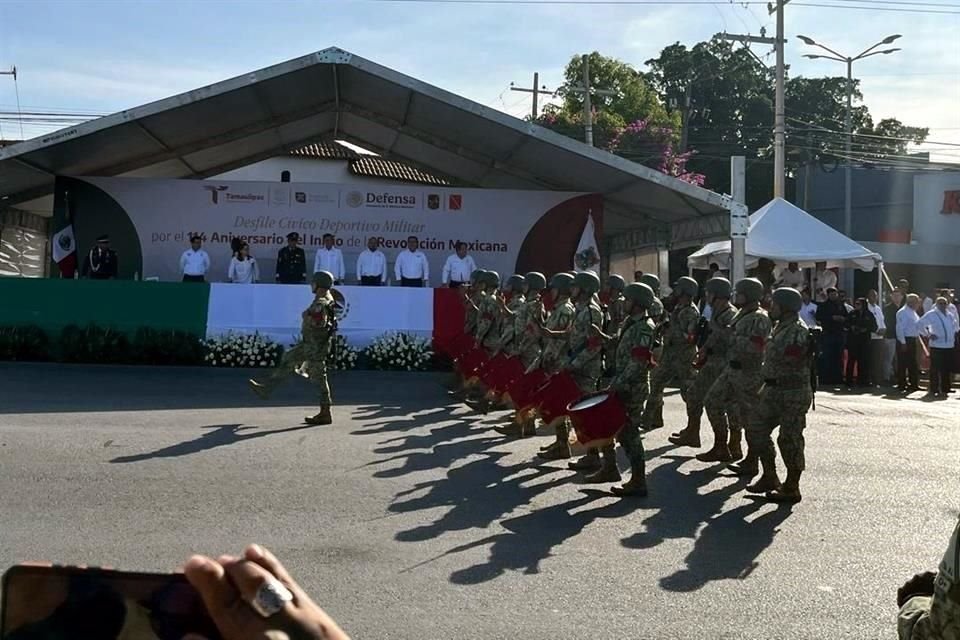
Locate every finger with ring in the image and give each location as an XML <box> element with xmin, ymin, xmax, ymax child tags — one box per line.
<box><xmin>225</xmin><ymin>560</ymin><xmax>294</xmax><ymax>618</ymax></box>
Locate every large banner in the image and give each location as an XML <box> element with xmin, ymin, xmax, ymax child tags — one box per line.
<box><xmin>54</xmin><ymin>177</ymin><xmax>602</xmax><ymax>283</ymax></box>
<box><xmin>913</xmin><ymin>173</ymin><xmax>960</xmax><ymax>245</ymax></box>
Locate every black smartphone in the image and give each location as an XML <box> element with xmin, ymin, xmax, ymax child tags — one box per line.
<box><xmin>1</xmin><ymin>564</ymin><xmax>221</xmax><ymax>640</ymax></box>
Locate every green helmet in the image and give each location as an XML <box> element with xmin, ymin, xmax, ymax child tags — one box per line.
<box><xmin>312</xmin><ymin>270</ymin><xmax>334</xmax><ymax>289</ymax></box>
<box><xmin>607</xmin><ymin>274</ymin><xmax>626</xmax><ymax>292</ymax></box>
<box><xmin>623</xmin><ymin>282</ymin><xmax>655</xmax><ymax>310</ymax></box>
<box><xmin>484</xmin><ymin>270</ymin><xmax>501</xmax><ymax>288</ymax></box>
<box><xmin>734</xmin><ymin>277</ymin><xmax>765</xmax><ymax>304</ymax></box>
<box><xmin>639</xmin><ymin>273</ymin><xmax>661</xmax><ymax>293</ymax></box>
<box><xmin>470</xmin><ymin>269</ymin><xmax>486</xmax><ymax>285</ymax></box>
<box><xmin>772</xmin><ymin>287</ymin><xmax>803</xmax><ymax>313</ymax></box>
<box><xmin>506</xmin><ymin>274</ymin><xmax>525</xmax><ymax>292</ymax></box>
<box><xmin>704</xmin><ymin>276</ymin><xmax>732</xmax><ymax>299</ymax></box>
<box><xmin>524</xmin><ymin>271</ymin><xmax>547</xmax><ymax>291</ymax></box>
<box><xmin>573</xmin><ymin>271</ymin><xmax>601</xmax><ymax>294</ymax></box>
<box><xmin>549</xmin><ymin>272</ymin><xmax>575</xmax><ymax>295</ymax></box>
<box><xmin>674</xmin><ymin>276</ymin><xmax>699</xmax><ymax>298</ymax></box>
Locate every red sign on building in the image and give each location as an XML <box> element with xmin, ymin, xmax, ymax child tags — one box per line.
<box><xmin>942</xmin><ymin>190</ymin><xmax>960</xmax><ymax>214</ymax></box>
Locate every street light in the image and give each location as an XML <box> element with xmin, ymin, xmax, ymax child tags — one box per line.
<box><xmin>797</xmin><ymin>34</ymin><xmax>901</xmax><ymax>292</ymax></box>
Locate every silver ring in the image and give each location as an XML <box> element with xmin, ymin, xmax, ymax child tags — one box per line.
<box><xmin>249</xmin><ymin>578</ymin><xmax>294</xmax><ymax>618</ymax></box>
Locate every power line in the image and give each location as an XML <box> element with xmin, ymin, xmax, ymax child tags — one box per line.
<box><xmin>363</xmin><ymin>0</ymin><xmax>960</xmax><ymax>11</ymax></box>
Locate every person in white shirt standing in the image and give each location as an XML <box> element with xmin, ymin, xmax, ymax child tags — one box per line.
<box><xmin>919</xmin><ymin>296</ymin><xmax>959</xmax><ymax>398</ymax></box>
<box><xmin>228</xmin><ymin>241</ymin><xmax>260</xmax><ymax>284</ymax></box>
<box><xmin>896</xmin><ymin>294</ymin><xmax>921</xmax><ymax>392</ymax></box>
<box><xmin>442</xmin><ymin>242</ymin><xmax>477</xmax><ymax>288</ymax></box>
<box><xmin>866</xmin><ymin>289</ymin><xmax>886</xmax><ymax>387</ymax></box>
<box><xmin>799</xmin><ymin>288</ymin><xmax>818</xmax><ymax>328</ymax></box>
<box><xmin>180</xmin><ymin>235</ymin><xmax>211</xmax><ymax>283</ymax></box>
<box><xmin>313</xmin><ymin>234</ymin><xmax>345</xmax><ymax>285</ymax></box>
<box><xmin>814</xmin><ymin>262</ymin><xmax>838</xmax><ymax>302</ymax></box>
<box><xmin>775</xmin><ymin>262</ymin><xmax>805</xmax><ymax>290</ymax></box>
<box><xmin>356</xmin><ymin>237</ymin><xmax>387</xmax><ymax>286</ymax></box>
<box><xmin>394</xmin><ymin>236</ymin><xmax>430</xmax><ymax>287</ymax></box>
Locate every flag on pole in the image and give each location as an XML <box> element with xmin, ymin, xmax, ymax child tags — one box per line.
<box><xmin>52</xmin><ymin>190</ymin><xmax>77</xmax><ymax>277</ymax></box>
<box><xmin>572</xmin><ymin>209</ymin><xmax>600</xmax><ymax>274</ymax></box>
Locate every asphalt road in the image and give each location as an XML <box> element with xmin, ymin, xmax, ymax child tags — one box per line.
<box><xmin>1</xmin><ymin>362</ymin><xmax>958</xmax><ymax>639</ymax></box>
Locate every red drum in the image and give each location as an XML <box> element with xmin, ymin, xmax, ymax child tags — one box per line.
<box><xmin>479</xmin><ymin>353</ymin><xmax>509</xmax><ymax>388</ymax></box>
<box><xmin>567</xmin><ymin>392</ymin><xmax>628</xmax><ymax>448</ymax></box>
<box><xmin>447</xmin><ymin>332</ymin><xmax>477</xmax><ymax>361</ymax></box>
<box><xmin>536</xmin><ymin>371</ymin><xmax>580</xmax><ymax>424</ymax></box>
<box><xmin>456</xmin><ymin>345</ymin><xmax>487</xmax><ymax>377</ymax></box>
<box><xmin>492</xmin><ymin>356</ymin><xmax>526</xmax><ymax>394</ymax></box>
<box><xmin>508</xmin><ymin>368</ymin><xmax>549</xmax><ymax>410</ymax></box>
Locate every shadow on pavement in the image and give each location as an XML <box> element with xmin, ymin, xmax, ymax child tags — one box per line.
<box><xmin>109</xmin><ymin>423</ymin><xmax>316</xmax><ymax>463</ymax></box>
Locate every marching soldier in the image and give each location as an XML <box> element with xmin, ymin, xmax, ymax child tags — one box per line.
<box><xmin>639</xmin><ymin>273</ymin><xmax>665</xmax><ymax>323</ymax></box>
<box><xmin>276</xmin><ymin>232</ymin><xmax>307</xmax><ymax>284</ymax></box>
<box><xmin>602</xmin><ymin>274</ymin><xmax>628</xmax><ymax>377</ymax></box>
<box><xmin>248</xmin><ymin>270</ymin><xmax>337</xmax><ymax>425</ymax></box>
<box><xmin>589</xmin><ymin>282</ymin><xmax>658</xmax><ymax>497</ymax></box>
<box><xmin>670</xmin><ymin>276</ymin><xmax>737</xmax><ymax>449</ymax></box>
<box><xmin>749</xmin><ymin>287</ymin><xmax>814</xmax><ymax>502</ymax></box>
<box><xmin>533</xmin><ymin>273</ymin><xmax>577</xmax><ymax>460</ymax></box>
<box><xmin>897</xmin><ymin>515</ymin><xmax>960</xmax><ymax>639</ymax></box>
<box><xmin>464</xmin><ymin>271</ymin><xmax>502</xmax><ymax>400</ymax></box>
<box><xmin>499</xmin><ymin>272</ymin><xmax>547</xmax><ymax>437</ymax></box>
<box><xmin>641</xmin><ymin>276</ymin><xmax>701</xmax><ymax>430</ymax></box>
<box><xmin>471</xmin><ymin>274</ymin><xmax>526</xmax><ymax>413</ymax></box>
<box><xmin>699</xmin><ymin>278</ymin><xmax>771</xmax><ymax>472</ymax></box>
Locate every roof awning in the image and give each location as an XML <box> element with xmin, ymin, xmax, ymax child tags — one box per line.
<box><xmin>0</xmin><ymin>47</ymin><xmax>735</xmax><ymax>233</ymax></box>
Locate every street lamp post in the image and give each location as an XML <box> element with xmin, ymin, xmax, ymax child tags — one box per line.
<box><xmin>797</xmin><ymin>34</ymin><xmax>901</xmax><ymax>292</ymax></box>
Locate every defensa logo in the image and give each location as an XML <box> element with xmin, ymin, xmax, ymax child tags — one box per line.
<box><xmin>203</xmin><ymin>185</ymin><xmax>265</xmax><ymax>205</ymax></box>
<box><xmin>367</xmin><ymin>192</ymin><xmax>417</xmax><ymax>208</ymax></box>
<box><xmin>345</xmin><ymin>191</ymin><xmax>364</xmax><ymax>208</ymax></box>
<box><xmin>204</xmin><ymin>185</ymin><xmax>229</xmax><ymax>204</ymax></box>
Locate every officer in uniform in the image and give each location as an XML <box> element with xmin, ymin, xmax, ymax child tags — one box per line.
<box><xmin>249</xmin><ymin>270</ymin><xmax>337</xmax><ymax>425</ymax></box>
<box><xmin>700</xmin><ymin>278</ymin><xmax>771</xmax><ymax>470</ymax></box>
<box><xmin>641</xmin><ymin>276</ymin><xmax>701</xmax><ymax>430</ymax></box>
<box><xmin>276</xmin><ymin>232</ymin><xmax>307</xmax><ymax>284</ymax></box>
<box><xmin>670</xmin><ymin>276</ymin><xmax>737</xmax><ymax>449</ymax></box>
<box><xmin>499</xmin><ymin>272</ymin><xmax>547</xmax><ymax>438</ymax></box>
<box><xmin>589</xmin><ymin>282</ymin><xmax>658</xmax><ymax>496</ymax></box>
<box><xmin>749</xmin><ymin>287</ymin><xmax>814</xmax><ymax>501</ymax></box>
<box><xmin>534</xmin><ymin>273</ymin><xmax>577</xmax><ymax>460</ymax></box>
<box><xmin>82</xmin><ymin>235</ymin><xmax>119</xmax><ymax>280</ymax></box>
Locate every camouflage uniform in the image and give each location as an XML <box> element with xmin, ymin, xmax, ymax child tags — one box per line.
<box><xmin>685</xmin><ymin>303</ymin><xmax>737</xmax><ymax>427</ymax></box>
<box><xmin>898</xmin><ymin>516</ymin><xmax>960</xmax><ymax>640</ymax></box>
<box><xmin>703</xmin><ymin>306</ymin><xmax>772</xmax><ymax>459</ymax></box>
<box><xmin>260</xmin><ymin>292</ymin><xmax>335</xmax><ymax>404</ymax></box>
<box><xmin>474</xmin><ymin>291</ymin><xmax>503</xmax><ymax>353</ymax></box>
<box><xmin>536</xmin><ymin>298</ymin><xmax>575</xmax><ymax>374</ymax></box>
<box><xmin>642</xmin><ymin>301</ymin><xmax>700</xmax><ymax>428</ymax></box>
<box><xmin>603</xmin><ymin>293</ymin><xmax>628</xmax><ymax>372</ymax></box>
<box><xmin>748</xmin><ymin>314</ymin><xmax>812</xmax><ymax>482</ymax></box>
<box><xmin>610</xmin><ymin>315</ymin><xmax>655</xmax><ymax>464</ymax></box>
<box><xmin>517</xmin><ymin>296</ymin><xmax>545</xmax><ymax>369</ymax></box>
<box><xmin>566</xmin><ymin>298</ymin><xmax>604</xmax><ymax>393</ymax></box>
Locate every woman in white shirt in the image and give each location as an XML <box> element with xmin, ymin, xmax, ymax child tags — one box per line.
<box><xmin>228</xmin><ymin>242</ymin><xmax>260</xmax><ymax>284</ymax></box>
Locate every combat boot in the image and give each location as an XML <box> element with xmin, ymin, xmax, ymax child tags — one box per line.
<box><xmin>520</xmin><ymin>416</ymin><xmax>538</xmax><ymax>438</ymax></box>
<box><xmin>568</xmin><ymin>449</ymin><xmax>602</xmax><ymax>472</ymax></box>
<box><xmin>696</xmin><ymin>425</ymin><xmax>731</xmax><ymax>462</ymax></box>
<box><xmin>305</xmin><ymin>404</ymin><xmax>333</xmax><ymax>426</ymax></box>
<box><xmin>611</xmin><ymin>460</ymin><xmax>648</xmax><ymax>497</ymax></box>
<box><xmin>728</xmin><ymin>451</ymin><xmax>758</xmax><ymax>478</ymax></box>
<box><xmin>668</xmin><ymin>421</ymin><xmax>702</xmax><ymax>448</ymax></box>
<box><xmin>248</xmin><ymin>379</ymin><xmax>271</xmax><ymax>400</ymax></box>
<box><xmin>745</xmin><ymin>473</ymin><xmax>781</xmax><ymax>494</ymax></box>
<box><xmin>727</xmin><ymin>429</ymin><xmax>744</xmax><ymax>462</ymax></box>
<box><xmin>495</xmin><ymin>422</ymin><xmax>522</xmax><ymax>437</ymax></box>
<box><xmin>643</xmin><ymin>404</ymin><xmax>664</xmax><ymax>431</ymax></box>
<box><xmin>538</xmin><ymin>422</ymin><xmax>572</xmax><ymax>460</ymax></box>
<box><xmin>766</xmin><ymin>470</ymin><xmax>803</xmax><ymax>503</ymax></box>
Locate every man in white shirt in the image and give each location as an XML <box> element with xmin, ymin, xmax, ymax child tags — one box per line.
<box><xmin>356</xmin><ymin>237</ymin><xmax>387</xmax><ymax>286</ymax></box>
<box><xmin>799</xmin><ymin>289</ymin><xmax>818</xmax><ymax>328</ymax></box>
<box><xmin>775</xmin><ymin>262</ymin><xmax>805</xmax><ymax>290</ymax></box>
<box><xmin>442</xmin><ymin>242</ymin><xmax>477</xmax><ymax>288</ymax></box>
<box><xmin>866</xmin><ymin>289</ymin><xmax>887</xmax><ymax>386</ymax></box>
<box><xmin>896</xmin><ymin>294</ymin><xmax>922</xmax><ymax>392</ymax></box>
<box><xmin>919</xmin><ymin>296</ymin><xmax>959</xmax><ymax>398</ymax></box>
<box><xmin>394</xmin><ymin>236</ymin><xmax>430</xmax><ymax>287</ymax></box>
<box><xmin>313</xmin><ymin>234</ymin><xmax>345</xmax><ymax>284</ymax></box>
<box><xmin>180</xmin><ymin>235</ymin><xmax>211</xmax><ymax>283</ymax></box>
<box><xmin>814</xmin><ymin>262</ymin><xmax>838</xmax><ymax>302</ymax></box>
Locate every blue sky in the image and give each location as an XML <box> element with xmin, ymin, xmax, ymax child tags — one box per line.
<box><xmin>0</xmin><ymin>0</ymin><xmax>957</xmax><ymax>160</ymax></box>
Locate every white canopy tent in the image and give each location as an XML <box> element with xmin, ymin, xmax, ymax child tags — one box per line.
<box><xmin>687</xmin><ymin>198</ymin><xmax>882</xmax><ymax>272</ymax></box>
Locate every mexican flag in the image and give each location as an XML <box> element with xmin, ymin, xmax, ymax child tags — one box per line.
<box><xmin>51</xmin><ymin>191</ymin><xmax>77</xmax><ymax>278</ymax></box>
<box><xmin>572</xmin><ymin>209</ymin><xmax>600</xmax><ymax>274</ymax></box>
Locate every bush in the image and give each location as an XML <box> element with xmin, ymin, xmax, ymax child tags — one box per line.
<box><xmin>362</xmin><ymin>332</ymin><xmax>434</xmax><ymax>371</ymax></box>
<box><xmin>202</xmin><ymin>332</ymin><xmax>283</xmax><ymax>368</ymax></box>
<box><xmin>59</xmin><ymin>324</ymin><xmax>131</xmax><ymax>364</ymax></box>
<box><xmin>328</xmin><ymin>334</ymin><xmax>359</xmax><ymax>371</ymax></box>
<box><xmin>0</xmin><ymin>325</ymin><xmax>52</xmax><ymax>361</ymax></box>
<box><xmin>131</xmin><ymin>327</ymin><xmax>205</xmax><ymax>366</ymax></box>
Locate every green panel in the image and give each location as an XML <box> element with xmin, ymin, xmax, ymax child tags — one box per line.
<box><xmin>0</xmin><ymin>278</ymin><xmax>210</xmax><ymax>336</ymax></box>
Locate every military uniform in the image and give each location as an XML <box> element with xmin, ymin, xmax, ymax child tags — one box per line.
<box><xmin>682</xmin><ymin>302</ymin><xmax>737</xmax><ymax>442</ymax></box>
<box><xmin>642</xmin><ymin>299</ymin><xmax>700</xmax><ymax>429</ymax></box>
<box><xmin>536</xmin><ymin>297</ymin><xmax>575</xmax><ymax>374</ymax></box>
<box><xmin>603</xmin><ymin>292</ymin><xmax>628</xmax><ymax>374</ymax></box>
<box><xmin>517</xmin><ymin>296</ymin><xmax>545</xmax><ymax>369</ymax></box>
<box><xmin>567</xmin><ymin>297</ymin><xmax>604</xmax><ymax>392</ymax></box>
<box><xmin>276</xmin><ymin>244</ymin><xmax>307</xmax><ymax>284</ymax></box>
<box><xmin>898</xmin><ymin>516</ymin><xmax>960</xmax><ymax>640</ymax></box>
<box><xmin>497</xmin><ymin>292</ymin><xmax>526</xmax><ymax>356</ymax></box>
<box><xmin>82</xmin><ymin>242</ymin><xmax>119</xmax><ymax>280</ymax></box>
<box><xmin>475</xmin><ymin>290</ymin><xmax>503</xmax><ymax>353</ymax></box>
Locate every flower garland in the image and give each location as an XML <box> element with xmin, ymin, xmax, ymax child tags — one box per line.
<box><xmin>362</xmin><ymin>332</ymin><xmax>433</xmax><ymax>371</ymax></box>
<box><xmin>202</xmin><ymin>332</ymin><xmax>283</xmax><ymax>368</ymax></box>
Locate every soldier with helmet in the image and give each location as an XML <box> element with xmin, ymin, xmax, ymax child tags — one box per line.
<box><xmin>699</xmin><ymin>278</ymin><xmax>772</xmax><ymax>483</ymax></box>
<box><xmin>641</xmin><ymin>275</ymin><xmax>701</xmax><ymax>430</ymax></box>
<box><xmin>470</xmin><ymin>274</ymin><xmax>527</xmax><ymax>413</ymax></box>
<box><xmin>248</xmin><ymin>270</ymin><xmax>337</xmax><ymax>426</ymax></box>
<box><xmin>589</xmin><ymin>282</ymin><xmax>659</xmax><ymax>496</ymax></box>
<box><xmin>499</xmin><ymin>272</ymin><xmax>548</xmax><ymax>438</ymax></box>
<box><xmin>463</xmin><ymin>270</ymin><xmax>503</xmax><ymax>400</ymax></box>
<box><xmin>670</xmin><ymin>276</ymin><xmax>737</xmax><ymax>449</ymax></box>
<box><xmin>639</xmin><ymin>273</ymin><xmax>665</xmax><ymax>323</ymax></box>
<box><xmin>532</xmin><ymin>273</ymin><xmax>577</xmax><ymax>458</ymax></box>
<box><xmin>601</xmin><ymin>274</ymin><xmax>628</xmax><ymax>377</ymax></box>
<box><xmin>750</xmin><ymin>287</ymin><xmax>814</xmax><ymax>503</ymax></box>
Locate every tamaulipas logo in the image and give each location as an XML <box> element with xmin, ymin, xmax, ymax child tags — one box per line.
<box><xmin>203</xmin><ymin>185</ymin><xmax>265</xmax><ymax>205</ymax></box>
<box><xmin>204</xmin><ymin>185</ymin><xmax>229</xmax><ymax>204</ymax></box>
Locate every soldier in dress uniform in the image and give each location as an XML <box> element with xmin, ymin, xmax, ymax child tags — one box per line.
<box><xmin>532</xmin><ymin>273</ymin><xmax>577</xmax><ymax>460</ymax></box>
<box><xmin>699</xmin><ymin>278</ymin><xmax>771</xmax><ymax>472</ymax></box>
<box><xmin>248</xmin><ymin>271</ymin><xmax>337</xmax><ymax>425</ymax></box>
<box><xmin>498</xmin><ymin>272</ymin><xmax>547</xmax><ymax>438</ymax></box>
<box><xmin>641</xmin><ymin>276</ymin><xmax>701</xmax><ymax>430</ymax></box>
<box><xmin>276</xmin><ymin>232</ymin><xmax>307</xmax><ymax>284</ymax></box>
<box><xmin>748</xmin><ymin>287</ymin><xmax>814</xmax><ymax>501</ymax></box>
<box><xmin>81</xmin><ymin>235</ymin><xmax>119</xmax><ymax>280</ymax></box>
<box><xmin>670</xmin><ymin>276</ymin><xmax>737</xmax><ymax>449</ymax></box>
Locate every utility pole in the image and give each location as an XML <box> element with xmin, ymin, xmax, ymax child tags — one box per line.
<box><xmin>678</xmin><ymin>83</ymin><xmax>692</xmax><ymax>152</ymax></box>
<box><xmin>569</xmin><ymin>54</ymin><xmax>616</xmax><ymax>146</ymax></box>
<box><xmin>730</xmin><ymin>156</ymin><xmax>749</xmax><ymax>284</ymax></box>
<box><xmin>0</xmin><ymin>66</ymin><xmax>19</xmax><ymax>141</ymax></box>
<box><xmin>717</xmin><ymin>30</ymin><xmax>780</xmax><ymax>197</ymax></box>
<box><xmin>510</xmin><ymin>73</ymin><xmax>555</xmax><ymax>120</ymax></box>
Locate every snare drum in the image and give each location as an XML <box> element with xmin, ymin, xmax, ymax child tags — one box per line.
<box><xmin>567</xmin><ymin>392</ymin><xmax>628</xmax><ymax>448</ymax></box>
<box><xmin>536</xmin><ymin>371</ymin><xmax>580</xmax><ymax>424</ymax></box>
<box><xmin>456</xmin><ymin>345</ymin><xmax>487</xmax><ymax>377</ymax></box>
<box><xmin>479</xmin><ymin>353</ymin><xmax>509</xmax><ymax>388</ymax></box>
<box><xmin>492</xmin><ymin>356</ymin><xmax>526</xmax><ymax>394</ymax></box>
<box><xmin>508</xmin><ymin>368</ymin><xmax>549</xmax><ymax>410</ymax></box>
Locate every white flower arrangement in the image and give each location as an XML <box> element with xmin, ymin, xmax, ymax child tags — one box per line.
<box><xmin>202</xmin><ymin>332</ymin><xmax>283</xmax><ymax>368</ymax></box>
<box><xmin>363</xmin><ymin>332</ymin><xmax>433</xmax><ymax>371</ymax></box>
<box><xmin>328</xmin><ymin>334</ymin><xmax>360</xmax><ymax>371</ymax></box>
